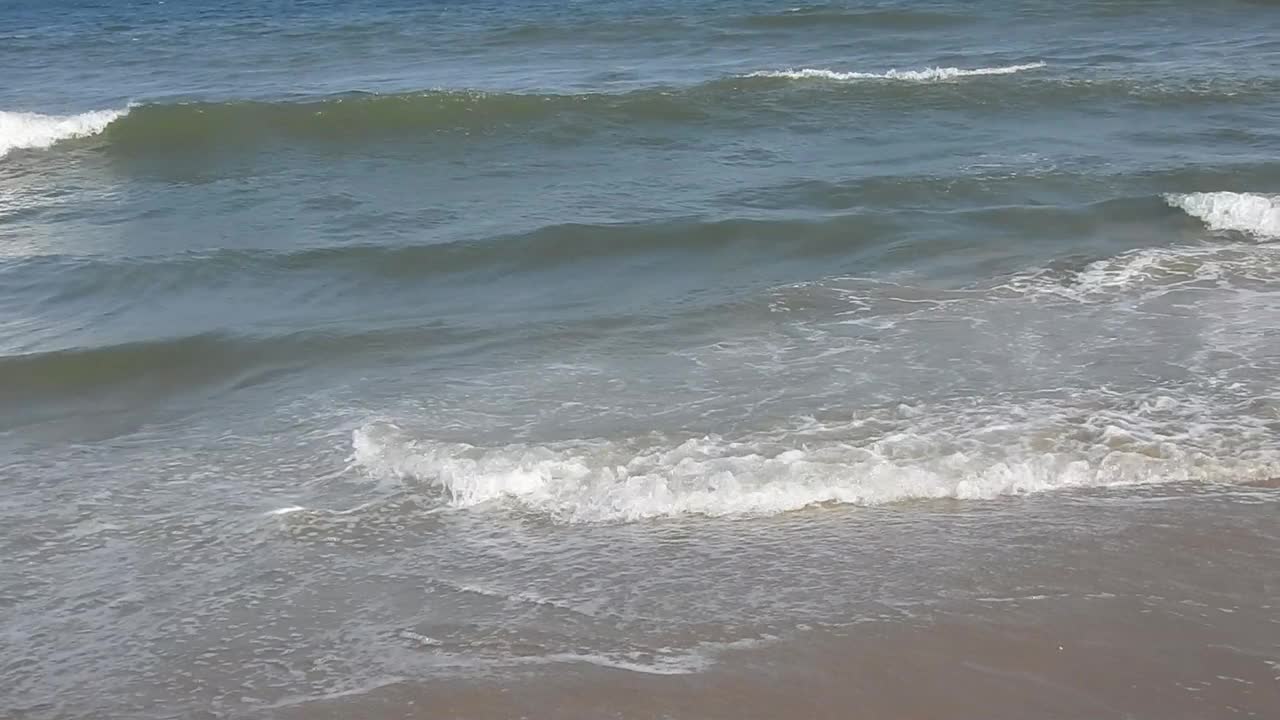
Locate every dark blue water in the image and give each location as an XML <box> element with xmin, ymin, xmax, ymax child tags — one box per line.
<box><xmin>3</xmin><ymin>2</ymin><xmax>1280</xmax><ymax>717</ymax></box>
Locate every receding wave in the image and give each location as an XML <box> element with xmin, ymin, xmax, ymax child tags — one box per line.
<box><xmin>0</xmin><ymin>108</ymin><xmax>127</xmax><ymax>158</ymax></box>
<box><xmin>747</xmin><ymin>62</ymin><xmax>1047</xmax><ymax>82</ymax></box>
<box><xmin>1165</xmin><ymin>191</ymin><xmax>1280</xmax><ymax>239</ymax></box>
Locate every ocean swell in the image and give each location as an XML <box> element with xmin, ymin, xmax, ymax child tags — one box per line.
<box><xmin>9</xmin><ymin>67</ymin><xmax>1277</xmax><ymax>158</ymax></box>
<box><xmin>735</xmin><ymin>7</ymin><xmax>970</xmax><ymax>30</ymax></box>
<box><xmin>1</xmin><ymin>65</ymin><xmax>1047</xmax><ymax>158</ymax></box>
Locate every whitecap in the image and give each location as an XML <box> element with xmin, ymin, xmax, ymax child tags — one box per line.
<box><xmin>747</xmin><ymin>62</ymin><xmax>1046</xmax><ymax>82</ymax></box>
<box><xmin>348</xmin><ymin>409</ymin><xmax>1275</xmax><ymax>524</ymax></box>
<box><xmin>1165</xmin><ymin>191</ymin><xmax>1280</xmax><ymax>239</ymax></box>
<box><xmin>0</xmin><ymin>108</ymin><xmax>126</xmax><ymax>158</ymax></box>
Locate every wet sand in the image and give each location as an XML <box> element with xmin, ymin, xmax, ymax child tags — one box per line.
<box><xmin>273</xmin><ymin>599</ymin><xmax>1278</xmax><ymax>720</ymax></box>
<box><xmin>267</xmin><ymin>485</ymin><xmax>1280</xmax><ymax>720</ymax></box>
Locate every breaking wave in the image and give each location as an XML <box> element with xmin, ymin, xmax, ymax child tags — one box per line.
<box><xmin>746</xmin><ymin>62</ymin><xmax>1047</xmax><ymax>82</ymax></box>
<box><xmin>348</xmin><ymin>400</ymin><xmax>1278</xmax><ymax>523</ymax></box>
<box><xmin>1165</xmin><ymin>191</ymin><xmax>1280</xmax><ymax>239</ymax></box>
<box><xmin>11</xmin><ymin>66</ymin><xmax>1280</xmax><ymax>159</ymax></box>
<box><xmin>0</xmin><ymin>108</ymin><xmax>127</xmax><ymax>158</ymax></box>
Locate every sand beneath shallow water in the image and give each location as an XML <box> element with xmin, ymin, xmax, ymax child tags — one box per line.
<box><xmin>264</xmin><ymin>485</ymin><xmax>1279</xmax><ymax>720</ymax></box>
<box><xmin>270</xmin><ymin>598</ymin><xmax>1279</xmax><ymax>720</ymax></box>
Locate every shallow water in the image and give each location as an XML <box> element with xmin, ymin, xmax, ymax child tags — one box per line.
<box><xmin>3</xmin><ymin>1</ymin><xmax>1279</xmax><ymax>718</ymax></box>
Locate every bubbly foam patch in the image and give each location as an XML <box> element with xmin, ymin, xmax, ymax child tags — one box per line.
<box><xmin>349</xmin><ymin>406</ymin><xmax>1274</xmax><ymax>523</ymax></box>
<box><xmin>543</xmin><ymin>637</ymin><xmax>773</xmax><ymax>675</ymax></box>
<box><xmin>748</xmin><ymin>62</ymin><xmax>1046</xmax><ymax>82</ymax></box>
<box><xmin>994</xmin><ymin>242</ymin><xmax>1280</xmax><ymax>302</ymax></box>
<box><xmin>0</xmin><ymin>108</ymin><xmax>125</xmax><ymax>158</ymax></box>
<box><xmin>1166</xmin><ymin>191</ymin><xmax>1280</xmax><ymax>239</ymax></box>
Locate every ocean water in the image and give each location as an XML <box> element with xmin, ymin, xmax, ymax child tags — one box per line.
<box><xmin>3</xmin><ymin>1</ymin><xmax>1280</xmax><ymax>718</ymax></box>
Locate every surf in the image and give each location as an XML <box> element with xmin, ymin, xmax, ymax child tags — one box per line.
<box><xmin>1165</xmin><ymin>191</ymin><xmax>1280</xmax><ymax>239</ymax></box>
<box><xmin>746</xmin><ymin>62</ymin><xmax>1047</xmax><ymax>82</ymax></box>
<box><xmin>0</xmin><ymin>108</ymin><xmax>127</xmax><ymax>158</ymax></box>
<box><xmin>347</xmin><ymin>403</ymin><xmax>1280</xmax><ymax>523</ymax></box>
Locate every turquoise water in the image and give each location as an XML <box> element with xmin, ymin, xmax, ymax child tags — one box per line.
<box><xmin>4</xmin><ymin>1</ymin><xmax>1280</xmax><ymax>717</ymax></box>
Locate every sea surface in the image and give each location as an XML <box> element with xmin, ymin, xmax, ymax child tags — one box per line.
<box><xmin>3</xmin><ymin>1</ymin><xmax>1280</xmax><ymax>718</ymax></box>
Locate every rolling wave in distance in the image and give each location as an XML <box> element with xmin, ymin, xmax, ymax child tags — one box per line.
<box><xmin>10</xmin><ymin>64</ymin><xmax>1280</xmax><ymax>158</ymax></box>
<box><xmin>2</xmin><ymin>64</ymin><xmax>1046</xmax><ymax>156</ymax></box>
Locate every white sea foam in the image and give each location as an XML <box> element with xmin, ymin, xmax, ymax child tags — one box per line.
<box><xmin>544</xmin><ymin>637</ymin><xmax>773</xmax><ymax>675</ymax></box>
<box><xmin>542</xmin><ymin>651</ymin><xmax>711</xmax><ymax>675</ymax></box>
<box><xmin>992</xmin><ymin>242</ymin><xmax>1280</xmax><ymax>303</ymax></box>
<box><xmin>349</xmin><ymin>410</ymin><xmax>1274</xmax><ymax>524</ymax></box>
<box><xmin>452</xmin><ymin>582</ymin><xmax>589</xmax><ymax>615</ymax></box>
<box><xmin>0</xmin><ymin>108</ymin><xmax>126</xmax><ymax>158</ymax></box>
<box><xmin>748</xmin><ymin>62</ymin><xmax>1046</xmax><ymax>82</ymax></box>
<box><xmin>1165</xmin><ymin>191</ymin><xmax>1280</xmax><ymax>239</ymax></box>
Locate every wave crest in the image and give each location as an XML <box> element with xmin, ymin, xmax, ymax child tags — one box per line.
<box><xmin>747</xmin><ymin>62</ymin><xmax>1047</xmax><ymax>82</ymax></box>
<box><xmin>1165</xmin><ymin>191</ymin><xmax>1280</xmax><ymax>239</ymax></box>
<box><xmin>0</xmin><ymin>108</ymin><xmax>126</xmax><ymax>158</ymax></box>
<box><xmin>349</xmin><ymin>408</ymin><xmax>1273</xmax><ymax>524</ymax></box>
